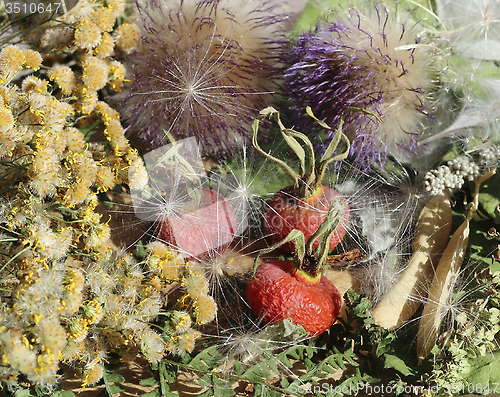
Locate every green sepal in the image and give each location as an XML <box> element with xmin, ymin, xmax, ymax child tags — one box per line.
<box><xmin>252</xmin><ymin>201</ymin><xmax>346</xmax><ymax>278</ymax></box>
<box><xmin>313</xmin><ymin>106</ymin><xmax>381</xmax><ymax>186</ymax></box>
<box><xmin>309</xmin><ymin>200</ymin><xmax>347</xmax><ymax>272</ymax></box>
<box><xmin>251</xmin><ymin>229</ymin><xmax>305</xmax><ymax>277</ymax></box>
<box><xmin>252</xmin><ymin>116</ymin><xmax>301</xmax><ymax>185</ymax></box>
<box><xmin>253</xmin><ymin>106</ymin><xmax>353</xmax><ymax>199</ymax></box>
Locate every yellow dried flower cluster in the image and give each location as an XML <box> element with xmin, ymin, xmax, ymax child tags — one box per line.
<box><xmin>145</xmin><ymin>241</ymin><xmax>218</xmax><ymax>354</ymax></box>
<box><xmin>14</xmin><ymin>0</ymin><xmax>138</xmax><ymax>96</ymax></box>
<box><xmin>0</xmin><ymin>1</ymin><xmax>216</xmax><ymax>392</ymax></box>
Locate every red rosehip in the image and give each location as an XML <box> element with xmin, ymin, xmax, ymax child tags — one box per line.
<box><xmin>265</xmin><ymin>185</ymin><xmax>350</xmax><ymax>253</ymax></box>
<box><xmin>155</xmin><ymin>188</ymin><xmax>237</xmax><ymax>258</ymax></box>
<box><xmin>246</xmin><ymin>259</ymin><xmax>341</xmax><ymax>336</ymax></box>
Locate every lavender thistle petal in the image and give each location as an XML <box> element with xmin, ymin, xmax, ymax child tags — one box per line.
<box><xmin>285</xmin><ymin>4</ymin><xmax>435</xmax><ymax>168</ymax></box>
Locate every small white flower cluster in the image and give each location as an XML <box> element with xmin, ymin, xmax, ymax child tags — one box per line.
<box><xmin>478</xmin><ymin>146</ymin><xmax>500</xmax><ymax>168</ymax></box>
<box><xmin>424</xmin><ymin>154</ymin><xmax>481</xmax><ymax>196</ymax></box>
<box><xmin>424</xmin><ymin>145</ymin><xmax>500</xmax><ymax>196</ymax></box>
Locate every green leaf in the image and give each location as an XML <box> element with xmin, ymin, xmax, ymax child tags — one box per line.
<box><xmin>133</xmin><ymin>240</ymin><xmax>148</xmax><ymax>260</ymax></box>
<box><xmin>243</xmin><ymin>361</ymin><xmax>274</xmax><ymax>382</ymax></box>
<box><xmin>465</xmin><ymin>351</ymin><xmax>500</xmax><ymax>385</ymax></box>
<box><xmin>13</xmin><ymin>390</ymin><xmax>36</xmax><ymax>397</ymax></box>
<box><xmin>100</xmin><ymin>368</ymin><xmax>125</xmax><ymax>397</ymax></box>
<box><xmin>51</xmin><ymin>392</ymin><xmax>75</xmax><ymax>397</ymax></box>
<box><xmin>262</xmin><ymin>319</ymin><xmax>308</xmax><ymax>342</ymax></box>
<box><xmin>283</xmin><ymin>345</ymin><xmax>305</xmax><ymax>361</ymax></box>
<box><xmin>103</xmin><ymin>372</ymin><xmax>125</xmax><ymax>383</ymax></box>
<box><xmin>349</xmin><ymin>296</ymin><xmax>372</xmax><ymax>318</ymax></box>
<box><xmin>383</xmin><ymin>354</ymin><xmax>414</xmax><ymax>377</ymax></box>
<box><xmin>142</xmin><ymin>389</ymin><xmax>160</xmax><ymax>397</ymax></box>
<box><xmin>233</xmin><ymin>360</ymin><xmax>245</xmax><ymax>376</ymax></box>
<box><xmin>253</xmin><ymin>384</ymin><xmax>281</xmax><ymax>397</ymax></box>
<box><xmin>469</xmin><ymin>218</ymin><xmax>500</xmax><ymax>271</ymax></box>
<box><xmin>189</xmin><ymin>345</ymin><xmax>225</xmax><ymax>371</ymax></box>
<box><xmin>198</xmin><ymin>374</ymin><xmax>236</xmax><ymax>397</ymax></box>
<box><xmin>478</xmin><ymin>172</ymin><xmax>500</xmax><ymax>223</ymax></box>
<box><xmin>139</xmin><ymin>377</ymin><xmax>158</xmax><ymax>387</ymax></box>
<box><xmin>160</xmin><ymin>360</ymin><xmax>178</xmax><ymax>383</ymax></box>
<box><xmin>97</xmin><ymin>384</ymin><xmax>124</xmax><ymax>397</ymax></box>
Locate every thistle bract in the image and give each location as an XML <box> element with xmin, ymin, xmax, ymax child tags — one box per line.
<box><xmin>284</xmin><ymin>4</ymin><xmax>435</xmax><ymax>168</ymax></box>
<box><xmin>117</xmin><ymin>0</ymin><xmax>288</xmax><ymax>158</ymax></box>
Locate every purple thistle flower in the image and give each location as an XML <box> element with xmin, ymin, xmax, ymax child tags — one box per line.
<box><xmin>284</xmin><ymin>4</ymin><xmax>435</xmax><ymax>168</ymax></box>
<box><xmin>116</xmin><ymin>0</ymin><xmax>288</xmax><ymax>159</ymax></box>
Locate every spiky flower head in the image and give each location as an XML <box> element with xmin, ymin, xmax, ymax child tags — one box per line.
<box><xmin>117</xmin><ymin>0</ymin><xmax>288</xmax><ymax>158</ymax></box>
<box><xmin>284</xmin><ymin>4</ymin><xmax>435</xmax><ymax>168</ymax></box>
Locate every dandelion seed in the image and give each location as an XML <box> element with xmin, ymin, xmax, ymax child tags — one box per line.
<box><xmin>81</xmin><ymin>57</ymin><xmax>109</xmax><ymax>91</ymax></box>
<box><xmin>92</xmin><ymin>6</ymin><xmax>116</xmax><ymax>32</ymax></box>
<box><xmin>113</xmin><ymin>21</ymin><xmax>139</xmax><ymax>54</ymax></box>
<box><xmin>0</xmin><ymin>45</ymin><xmax>25</xmax><ymax>81</ymax></box>
<box><xmin>81</xmin><ymin>361</ymin><xmax>104</xmax><ymax>387</ymax></box>
<box><xmin>207</xmin><ymin>142</ymin><xmax>279</xmax><ymax>241</ymax></box>
<box><xmin>215</xmin><ymin>318</ymin><xmax>309</xmax><ymax>372</ymax></box>
<box><xmin>438</xmin><ymin>0</ymin><xmax>500</xmax><ymax>60</ymax></box>
<box><xmin>194</xmin><ymin>294</ymin><xmax>217</xmax><ymax>325</ymax></box>
<box><xmin>140</xmin><ymin>329</ymin><xmax>165</xmax><ymax>363</ymax></box>
<box><xmin>24</xmin><ymin>49</ymin><xmax>42</xmax><ymax>71</ymax></box>
<box><xmin>94</xmin><ymin>32</ymin><xmax>115</xmax><ymax>58</ymax></box>
<box><xmin>48</xmin><ymin>65</ymin><xmax>76</xmax><ymax>95</ymax></box>
<box><xmin>74</xmin><ymin>19</ymin><xmax>102</xmax><ymax>50</ymax></box>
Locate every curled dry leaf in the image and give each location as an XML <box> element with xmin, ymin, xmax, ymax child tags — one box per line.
<box><xmin>372</xmin><ymin>193</ymin><xmax>452</xmax><ymax>330</ymax></box>
<box><xmin>416</xmin><ymin>169</ymin><xmax>496</xmax><ymax>364</ymax></box>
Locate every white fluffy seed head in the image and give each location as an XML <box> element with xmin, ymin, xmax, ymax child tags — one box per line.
<box><xmin>116</xmin><ymin>0</ymin><xmax>289</xmax><ymax>157</ymax></box>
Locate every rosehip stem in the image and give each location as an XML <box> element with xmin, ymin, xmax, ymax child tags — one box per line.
<box><xmin>251</xmin><ymin>201</ymin><xmax>346</xmax><ymax>279</ymax></box>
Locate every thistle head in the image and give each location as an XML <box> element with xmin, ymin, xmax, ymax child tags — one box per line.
<box><xmin>284</xmin><ymin>4</ymin><xmax>436</xmax><ymax>168</ymax></box>
<box><xmin>116</xmin><ymin>0</ymin><xmax>289</xmax><ymax>159</ymax></box>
